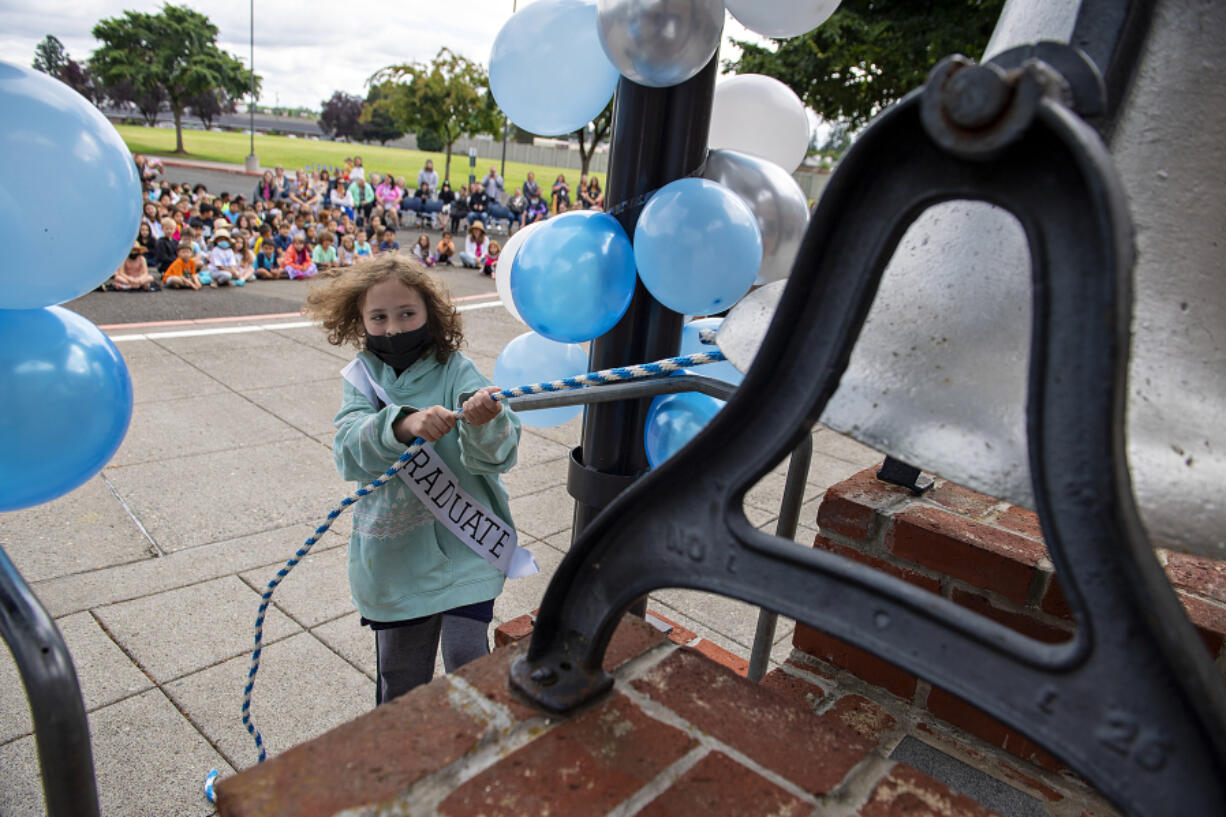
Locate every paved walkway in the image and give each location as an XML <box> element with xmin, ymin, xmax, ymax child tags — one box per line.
<box><xmin>0</xmin><ymin>295</ymin><xmax>881</xmax><ymax>816</ymax></box>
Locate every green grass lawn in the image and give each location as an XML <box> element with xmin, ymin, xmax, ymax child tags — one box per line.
<box><xmin>116</xmin><ymin>125</ymin><xmax>585</xmax><ymax>200</ymax></box>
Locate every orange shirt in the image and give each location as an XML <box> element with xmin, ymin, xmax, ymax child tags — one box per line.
<box><xmin>164</xmin><ymin>257</ymin><xmax>197</xmax><ymax>278</ymax></box>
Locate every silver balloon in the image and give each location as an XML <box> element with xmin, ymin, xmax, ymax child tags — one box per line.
<box><xmin>596</xmin><ymin>0</ymin><xmax>724</xmax><ymax>88</ymax></box>
<box><xmin>702</xmin><ymin>148</ymin><xmax>811</xmax><ymax>283</ymax></box>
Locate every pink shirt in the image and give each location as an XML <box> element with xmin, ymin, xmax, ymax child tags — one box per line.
<box><xmin>376</xmin><ymin>183</ymin><xmax>402</xmax><ymax>206</ymax></box>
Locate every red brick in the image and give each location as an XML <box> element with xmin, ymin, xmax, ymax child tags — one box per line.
<box><xmin>1166</xmin><ymin>551</ymin><xmax>1226</xmax><ymax>605</ymax></box>
<box><xmin>818</xmin><ymin>467</ymin><xmax>914</xmax><ymax>540</ymax></box>
<box><xmin>759</xmin><ymin>668</ymin><xmax>826</xmax><ymax>709</ymax></box>
<box><xmin>997</xmin><ymin>505</ymin><xmax>1044</xmax><ymax>541</ymax></box>
<box><xmin>950</xmin><ymin>589</ymin><xmax>1072</xmax><ymax>644</ymax></box>
<box><xmin>813</xmin><ymin>534</ymin><xmax>942</xmax><ymax>594</ymax></box>
<box><xmin>924</xmin><ymin>688</ymin><xmax>1064</xmax><ymax>771</ymax></box>
<box><xmin>993</xmin><ymin>761</ymin><xmax>1063</xmax><ymax>803</ymax></box>
<box><xmin>1176</xmin><ymin>591</ymin><xmax>1226</xmax><ymax>656</ymax></box>
<box><xmin>792</xmin><ymin>624</ymin><xmax>918</xmax><ymax>700</ymax></box>
<box><xmin>454</xmin><ymin>639</ymin><xmax>548</xmax><ymax>724</ymax></box>
<box><xmin>1041</xmin><ymin>576</ymin><xmax>1072</xmax><ymax>619</ymax></box>
<box><xmin>860</xmin><ymin>764</ymin><xmax>1003</xmax><ymax>817</ymax></box>
<box><xmin>636</xmin><ymin>751</ymin><xmax>810</xmax><ymax>817</ymax></box>
<box><xmin>928</xmin><ymin>481</ymin><xmax>1001</xmax><ymax>520</ymax></box>
<box><xmin>438</xmin><ymin>692</ymin><xmax>695</xmax><ymax>817</ymax></box>
<box><xmin>494</xmin><ymin>613</ymin><xmax>534</xmax><ymax>647</ymax></box>
<box><xmin>646</xmin><ymin>609</ymin><xmax>698</xmax><ymax>646</ymax></box>
<box><xmin>888</xmin><ymin>505</ymin><xmax>1047</xmax><ymax>604</ymax></box>
<box><xmin>632</xmin><ymin>649</ymin><xmax>895</xmax><ymax>795</ymax></box>
<box><xmin>692</xmin><ymin>638</ymin><xmax>749</xmax><ymax>676</ymax></box>
<box><xmin>217</xmin><ymin>680</ymin><xmax>488</xmax><ymax>817</ymax></box>
<box><xmin>603</xmin><ymin>613</ymin><xmax>670</xmax><ymax>670</ymax></box>
<box><xmin>1001</xmin><ymin>731</ymin><xmax>1064</xmax><ymax>772</ymax></box>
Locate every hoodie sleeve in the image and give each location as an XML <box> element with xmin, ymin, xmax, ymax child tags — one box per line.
<box><xmin>332</xmin><ymin>381</ymin><xmax>413</xmax><ymax>483</ymax></box>
<box><xmin>452</xmin><ymin>358</ymin><xmax>520</xmax><ymax>476</ymax></box>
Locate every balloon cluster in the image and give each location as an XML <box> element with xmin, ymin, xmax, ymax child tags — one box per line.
<box><xmin>488</xmin><ymin>0</ymin><xmax>840</xmax><ymax>462</ymax></box>
<box><xmin>0</xmin><ymin>62</ymin><xmax>138</xmax><ymax>511</ymax></box>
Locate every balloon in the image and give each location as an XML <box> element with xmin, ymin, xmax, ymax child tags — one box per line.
<box><xmin>0</xmin><ymin>306</ymin><xmax>133</xmax><ymax>512</ymax></box>
<box><xmin>511</xmin><ymin>210</ymin><xmax>637</xmax><ymax>343</ymax></box>
<box><xmin>702</xmin><ymin>149</ymin><xmax>810</xmax><ymax>283</ymax></box>
<box><xmin>0</xmin><ymin>61</ymin><xmax>142</xmax><ymax>309</ymax></box>
<box><xmin>495</xmin><ymin>221</ymin><xmax>545</xmax><ymax>324</ymax></box>
<box><xmin>490</xmin><ymin>0</ymin><xmax>620</xmax><ymax>136</ymax></box>
<box><xmin>643</xmin><ymin>388</ymin><xmax>724</xmax><ymax>467</ymax></box>
<box><xmin>596</xmin><ymin>0</ymin><xmax>723</xmax><ymax>88</ymax></box>
<box><xmin>725</xmin><ymin>0</ymin><xmax>842</xmax><ymax>38</ymax></box>
<box><xmin>708</xmin><ymin>74</ymin><xmax>811</xmax><ymax>172</ymax></box>
<box><xmin>633</xmin><ymin>178</ymin><xmax>762</xmax><ymax>316</ymax></box>
<box><xmin>681</xmin><ymin>318</ymin><xmax>743</xmax><ymax>387</ymax></box>
<box><xmin>494</xmin><ymin>332</ymin><xmax>589</xmax><ymax>428</ymax></box>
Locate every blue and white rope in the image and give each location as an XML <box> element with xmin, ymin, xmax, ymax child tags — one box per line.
<box><xmin>233</xmin><ymin>347</ymin><xmax>726</xmax><ymax>774</ymax></box>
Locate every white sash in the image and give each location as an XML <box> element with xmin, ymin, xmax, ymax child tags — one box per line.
<box><xmin>341</xmin><ymin>359</ymin><xmax>539</xmax><ymax>579</ymax></box>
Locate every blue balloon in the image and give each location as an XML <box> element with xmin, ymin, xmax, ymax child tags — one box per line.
<box><xmin>490</xmin><ymin>0</ymin><xmax>620</xmax><ymax>136</ymax></box>
<box><xmin>681</xmin><ymin>317</ymin><xmax>744</xmax><ymax>387</ymax></box>
<box><xmin>0</xmin><ymin>61</ymin><xmax>142</xmax><ymax>308</ymax></box>
<box><xmin>634</xmin><ymin>177</ymin><xmax>762</xmax><ymax>316</ymax></box>
<box><xmin>494</xmin><ymin>331</ymin><xmax>589</xmax><ymax>428</ymax></box>
<box><xmin>511</xmin><ymin>211</ymin><xmax>637</xmax><ymax>343</ymax></box>
<box><xmin>0</xmin><ymin>307</ymin><xmax>134</xmax><ymax>512</ymax></box>
<box><xmin>644</xmin><ymin>388</ymin><xmax>725</xmax><ymax>468</ymax></box>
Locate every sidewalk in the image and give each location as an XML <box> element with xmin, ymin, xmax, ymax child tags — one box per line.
<box><xmin>0</xmin><ymin>303</ymin><xmax>882</xmax><ymax>816</ymax></box>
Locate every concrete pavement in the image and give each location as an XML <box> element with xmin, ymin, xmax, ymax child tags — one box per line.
<box><xmin>0</xmin><ymin>283</ymin><xmax>883</xmax><ymax>815</ymax></box>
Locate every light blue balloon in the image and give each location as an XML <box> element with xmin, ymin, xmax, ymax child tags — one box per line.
<box><xmin>490</xmin><ymin>0</ymin><xmax>620</xmax><ymax>136</ymax></box>
<box><xmin>643</xmin><ymin>388</ymin><xmax>725</xmax><ymax>468</ymax></box>
<box><xmin>494</xmin><ymin>331</ymin><xmax>589</xmax><ymax>428</ymax></box>
<box><xmin>681</xmin><ymin>317</ymin><xmax>744</xmax><ymax>387</ymax></box>
<box><xmin>0</xmin><ymin>306</ymin><xmax>133</xmax><ymax>512</ymax></box>
<box><xmin>511</xmin><ymin>210</ymin><xmax>637</xmax><ymax>343</ymax></box>
<box><xmin>0</xmin><ymin>61</ymin><xmax>143</xmax><ymax>308</ymax></box>
<box><xmin>634</xmin><ymin>177</ymin><xmax>762</xmax><ymax>316</ymax></box>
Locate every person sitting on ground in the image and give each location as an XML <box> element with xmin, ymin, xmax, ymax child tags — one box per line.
<box><xmin>378</xmin><ymin>228</ymin><xmax>400</xmax><ymax>256</ymax></box>
<box><xmin>273</xmin><ymin>222</ymin><xmax>293</xmax><ymax>258</ymax></box>
<box><xmin>466</xmin><ymin>182</ymin><xmax>488</xmax><ymax>226</ymax></box>
<box><xmin>281</xmin><ymin>233</ymin><xmax>318</xmax><ymax>280</ymax></box>
<box><xmin>137</xmin><ymin>221</ymin><xmax>158</xmax><ymax>266</ymax></box>
<box><xmin>337</xmin><ymin>233</ymin><xmax>358</xmax><ymax>267</ymax></box>
<box><xmin>435</xmin><ymin>232</ymin><xmax>455</xmax><ymax>266</ymax></box>
<box><xmin>153</xmin><ymin>218</ymin><xmax>180</xmax><ymax>272</ymax></box>
<box><xmin>234</xmin><ymin>230</ymin><xmax>256</xmax><ymax>285</ymax></box>
<box><xmin>522</xmin><ymin>192</ymin><xmax>548</xmax><ymax>227</ymax></box>
<box><xmin>313</xmin><ymin>230</ymin><xmax>339</xmax><ymax>273</ymax></box>
<box><xmin>110</xmin><ymin>240</ymin><xmax>159</xmax><ymax>291</ymax></box>
<box><xmin>412</xmin><ymin>233</ymin><xmax>434</xmax><ymax>266</ymax></box>
<box><xmin>254</xmin><ymin>239</ymin><xmax>281</xmax><ymax>279</ymax></box>
<box><xmin>354</xmin><ymin>231</ymin><xmax>373</xmax><ymax>257</ymax></box>
<box><xmin>364</xmin><ymin>215</ymin><xmax>384</xmax><ymax>244</ymax></box>
<box><xmin>143</xmin><ymin>201</ymin><xmax>163</xmax><ymax>239</ymax></box>
<box><xmin>482</xmin><ymin>239</ymin><xmax>500</xmax><ymax>278</ymax></box>
<box><xmin>459</xmin><ymin>222</ymin><xmax>488</xmax><ymax>268</ymax></box>
<box><xmin>206</xmin><ymin>226</ymin><xmax>241</xmax><ymax>286</ymax></box>
<box><xmin>162</xmin><ymin>240</ymin><xmax>202</xmax><ymax>290</ymax></box>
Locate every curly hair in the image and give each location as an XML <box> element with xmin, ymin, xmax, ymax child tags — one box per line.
<box><xmin>302</xmin><ymin>255</ymin><xmax>462</xmax><ymax>361</ymax></box>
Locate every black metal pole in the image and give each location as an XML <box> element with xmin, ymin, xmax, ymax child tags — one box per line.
<box><xmin>568</xmin><ymin>56</ymin><xmax>718</xmax><ymax>552</ymax></box>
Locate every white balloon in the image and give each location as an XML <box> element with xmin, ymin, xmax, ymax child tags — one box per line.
<box><xmin>596</xmin><ymin>0</ymin><xmax>724</xmax><ymax>88</ymax></box>
<box><xmin>495</xmin><ymin>221</ymin><xmax>545</xmax><ymax>324</ymax></box>
<box><xmin>725</xmin><ymin>0</ymin><xmax>842</xmax><ymax>39</ymax></box>
<box><xmin>708</xmin><ymin>74</ymin><xmax>810</xmax><ymax>172</ymax></box>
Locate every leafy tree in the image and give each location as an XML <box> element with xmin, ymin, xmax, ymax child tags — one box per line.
<box><xmin>31</xmin><ymin>34</ymin><xmax>99</xmax><ymax>103</ymax></box>
<box><xmin>370</xmin><ymin>47</ymin><xmax>501</xmax><ymax>182</ymax></box>
<box><xmin>319</xmin><ymin>91</ymin><xmax>364</xmax><ymax>142</ymax></box>
<box><xmin>188</xmin><ymin>88</ymin><xmax>237</xmax><ymax>130</ymax></box>
<box><xmin>726</xmin><ymin>0</ymin><xmax>1005</xmax><ymax>130</ymax></box>
<box><xmin>416</xmin><ymin>129</ymin><xmax>444</xmax><ymax>152</ymax></box>
<box><xmin>90</xmin><ymin>4</ymin><xmax>259</xmax><ymax>154</ymax></box>
<box><xmin>575</xmin><ymin>100</ymin><xmax>613</xmax><ymax>177</ymax></box>
<box><xmin>108</xmin><ymin>79</ymin><xmax>165</xmax><ymax>125</ymax></box>
<box><xmin>360</xmin><ymin>101</ymin><xmax>406</xmax><ymax>146</ymax></box>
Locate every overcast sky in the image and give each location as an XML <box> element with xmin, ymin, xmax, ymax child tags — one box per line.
<box><xmin>1</xmin><ymin>0</ymin><xmax>771</xmax><ymax>111</ymax></box>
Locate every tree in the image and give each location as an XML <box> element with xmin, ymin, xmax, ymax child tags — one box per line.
<box><xmin>108</xmin><ymin>79</ymin><xmax>164</xmax><ymax>125</ymax></box>
<box><xmin>319</xmin><ymin>91</ymin><xmax>364</xmax><ymax>142</ymax></box>
<box><xmin>90</xmin><ymin>4</ymin><xmax>259</xmax><ymax>154</ymax></box>
<box><xmin>31</xmin><ymin>35</ymin><xmax>99</xmax><ymax>103</ymax></box>
<box><xmin>726</xmin><ymin>0</ymin><xmax>1005</xmax><ymax>130</ymax></box>
<box><xmin>188</xmin><ymin>88</ymin><xmax>237</xmax><ymax>130</ymax></box>
<box><xmin>370</xmin><ymin>47</ymin><xmax>501</xmax><ymax>182</ymax></box>
<box><xmin>575</xmin><ymin>100</ymin><xmax>613</xmax><ymax>177</ymax></box>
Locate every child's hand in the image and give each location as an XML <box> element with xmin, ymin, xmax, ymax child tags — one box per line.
<box><xmin>394</xmin><ymin>405</ymin><xmax>457</xmax><ymax>443</ymax></box>
<box><xmin>461</xmin><ymin>386</ymin><xmax>502</xmax><ymax>425</ymax></box>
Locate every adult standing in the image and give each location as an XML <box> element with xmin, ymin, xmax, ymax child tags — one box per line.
<box><xmin>417</xmin><ymin>159</ymin><xmax>439</xmax><ymax>197</ymax></box>
<box><xmin>482</xmin><ymin>167</ymin><xmax>504</xmax><ymax>204</ymax></box>
<box><xmin>522</xmin><ymin>171</ymin><xmax>540</xmax><ymax>200</ymax></box>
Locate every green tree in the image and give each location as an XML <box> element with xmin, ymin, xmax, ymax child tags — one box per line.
<box><xmin>32</xmin><ymin>34</ymin><xmax>99</xmax><ymax>103</ymax></box>
<box><xmin>575</xmin><ymin>100</ymin><xmax>613</xmax><ymax>177</ymax></box>
<box><xmin>90</xmin><ymin>4</ymin><xmax>259</xmax><ymax>154</ymax></box>
<box><xmin>726</xmin><ymin>0</ymin><xmax>1004</xmax><ymax>130</ymax></box>
<box><xmin>370</xmin><ymin>47</ymin><xmax>501</xmax><ymax>183</ymax></box>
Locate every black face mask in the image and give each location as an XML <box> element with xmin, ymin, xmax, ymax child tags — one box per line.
<box><xmin>365</xmin><ymin>325</ymin><xmax>432</xmax><ymax>374</ymax></box>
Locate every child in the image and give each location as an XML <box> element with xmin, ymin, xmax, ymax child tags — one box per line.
<box><xmin>302</xmin><ymin>255</ymin><xmax>522</xmax><ymax>703</ymax></box>
<box><xmin>234</xmin><ymin>231</ymin><xmax>256</xmax><ymax>285</ymax></box>
<box><xmin>337</xmin><ymin>234</ymin><xmax>358</xmax><ymax>267</ymax></box>
<box><xmin>163</xmin><ymin>240</ymin><xmax>203</xmax><ymax>290</ymax></box>
<box><xmin>281</xmin><ymin>234</ymin><xmax>318</xmax><ymax>280</ymax></box>
<box><xmin>255</xmin><ymin>239</ymin><xmax>281</xmax><ymax>279</ymax></box>
<box><xmin>110</xmin><ymin>240</ymin><xmax>159</xmax><ymax>291</ymax></box>
<box><xmin>411</xmin><ymin>233</ymin><xmax>433</xmax><ymax>266</ymax></box>
<box><xmin>273</xmin><ymin>222</ymin><xmax>293</xmax><ymax>257</ymax></box>
<box><xmin>312</xmin><ymin>229</ymin><xmax>339</xmax><ymax>273</ymax></box>
<box><xmin>354</xmin><ymin>232</ymin><xmax>373</xmax><ymax>258</ymax></box>
<box><xmin>207</xmin><ymin>226</ymin><xmax>241</xmax><ymax>286</ymax></box>
<box><xmin>153</xmin><ymin>218</ymin><xmax>180</xmax><ymax>272</ymax></box>
<box><xmin>435</xmin><ymin>232</ymin><xmax>455</xmax><ymax>266</ymax></box>
<box><xmin>481</xmin><ymin>240</ymin><xmax>500</xmax><ymax>278</ymax></box>
<box><xmin>378</xmin><ymin>228</ymin><xmax>399</xmax><ymax>255</ymax></box>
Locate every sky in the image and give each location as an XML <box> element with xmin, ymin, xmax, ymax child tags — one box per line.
<box><xmin>1</xmin><ymin>0</ymin><xmax>773</xmax><ymax>112</ymax></box>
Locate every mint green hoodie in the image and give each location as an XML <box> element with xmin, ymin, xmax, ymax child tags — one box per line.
<box><xmin>333</xmin><ymin>350</ymin><xmax>520</xmax><ymax>623</ymax></box>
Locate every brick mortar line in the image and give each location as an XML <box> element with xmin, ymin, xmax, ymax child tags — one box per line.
<box><xmin>601</xmin><ymin>744</ymin><xmax>711</xmax><ymax>817</ymax></box>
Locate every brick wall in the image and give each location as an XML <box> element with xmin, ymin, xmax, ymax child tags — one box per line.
<box><xmin>796</xmin><ymin>466</ymin><xmax>1226</xmax><ymax>770</ymax></box>
<box><xmin>217</xmin><ymin>614</ymin><xmax>1119</xmax><ymax>816</ymax></box>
